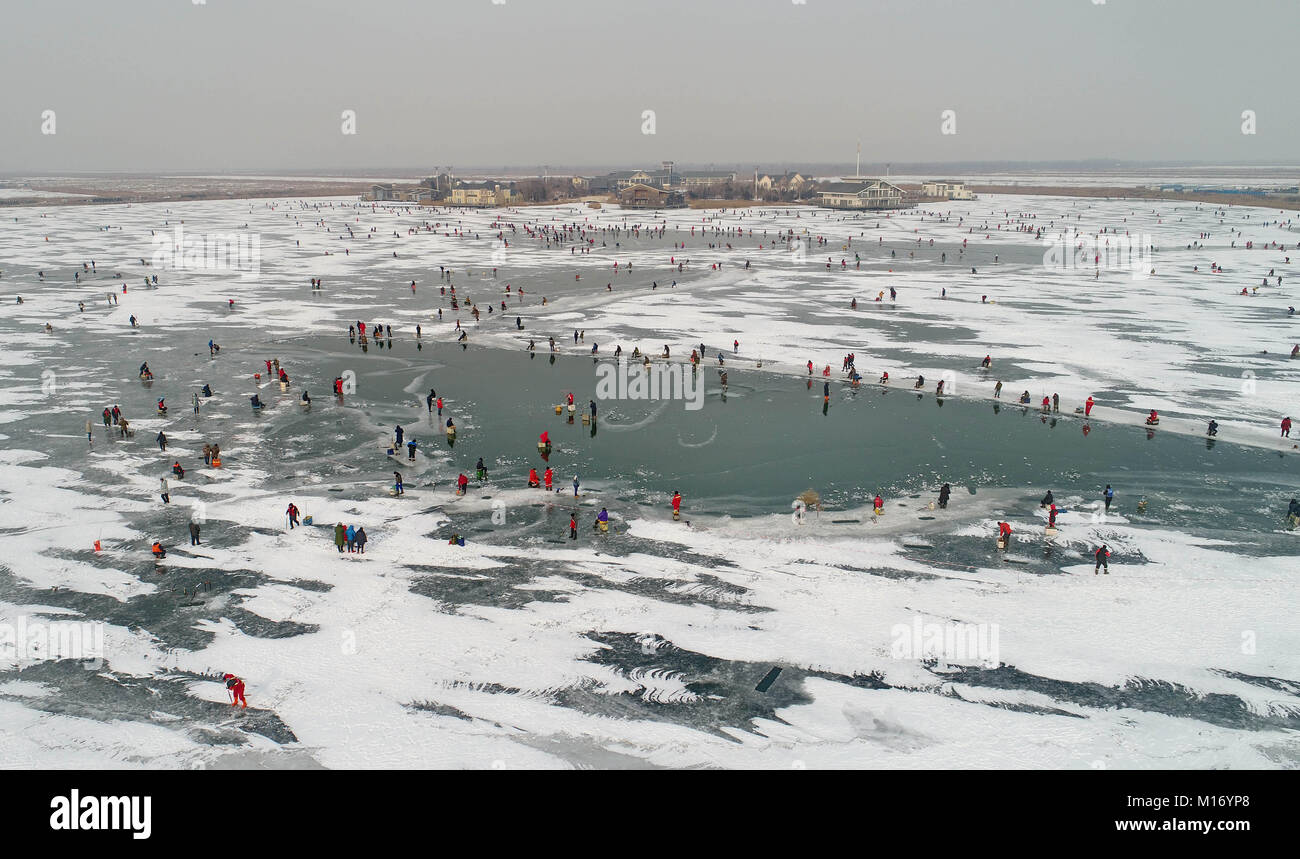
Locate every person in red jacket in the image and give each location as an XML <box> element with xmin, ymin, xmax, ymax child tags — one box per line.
<box><xmin>569</xmin><ymin>515</ymin><xmax>578</xmax><ymax>540</ymax></box>
<box><xmin>873</xmin><ymin>494</ymin><xmax>884</xmax><ymax>512</ymax></box>
<box><xmin>528</xmin><ymin>468</ymin><xmax>540</xmax><ymax>488</ymax></box>
<box><xmin>671</xmin><ymin>491</ymin><xmax>682</xmax><ymax>519</ymax></box>
<box><xmin>539</xmin><ymin>430</ymin><xmax>550</xmax><ymax>446</ymax></box>
<box><xmin>456</xmin><ymin>473</ymin><xmax>469</xmax><ymax>495</ymax></box>
<box><xmin>1282</xmin><ymin>416</ymin><xmax>1293</xmax><ymax>438</ymax></box>
<box><xmin>1085</xmin><ymin>396</ymin><xmax>1095</xmax><ymax>416</ymax></box>
<box><xmin>544</xmin><ymin>467</ymin><xmax>554</xmax><ymax>490</ymax></box>
<box><xmin>998</xmin><ymin>521</ymin><xmax>1012</xmax><ymax>546</ymax></box>
<box><xmin>224</xmin><ymin>673</ymin><xmax>247</xmax><ymax>708</ymax></box>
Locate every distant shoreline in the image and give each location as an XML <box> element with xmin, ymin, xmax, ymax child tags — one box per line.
<box><xmin>966</xmin><ymin>184</ymin><xmax>1300</xmax><ymax>211</ymax></box>
<box><xmin>1</xmin><ymin>181</ymin><xmax>1296</xmax><ymax>213</ymax></box>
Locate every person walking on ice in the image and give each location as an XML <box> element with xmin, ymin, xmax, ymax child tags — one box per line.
<box><xmin>1095</xmin><ymin>545</ymin><xmax>1110</xmax><ymax>574</ymax></box>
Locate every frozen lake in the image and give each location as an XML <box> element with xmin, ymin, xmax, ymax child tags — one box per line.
<box><xmin>0</xmin><ymin>194</ymin><xmax>1297</xmax><ymax>769</ymax></box>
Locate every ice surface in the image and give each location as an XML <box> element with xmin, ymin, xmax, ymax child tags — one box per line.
<box><xmin>0</xmin><ymin>193</ymin><xmax>1297</xmax><ymax>769</ymax></box>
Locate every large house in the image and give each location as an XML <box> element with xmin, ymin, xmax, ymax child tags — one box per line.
<box><xmin>818</xmin><ymin>179</ymin><xmax>908</xmax><ymax>210</ymax></box>
<box><xmin>618</xmin><ymin>183</ymin><xmax>687</xmax><ymax>209</ymax></box>
<box><xmin>922</xmin><ymin>180</ymin><xmax>974</xmax><ymax>200</ymax></box>
<box><xmin>593</xmin><ymin>170</ymin><xmax>661</xmax><ymax>193</ymax></box>
<box><xmin>765</xmin><ymin>172</ymin><xmax>807</xmax><ymax>193</ymax></box>
<box><xmin>366</xmin><ymin>183</ymin><xmax>438</xmax><ymax>203</ymax></box>
<box><xmin>675</xmin><ymin>170</ymin><xmax>737</xmax><ymax>189</ymax></box>
<box><xmin>449</xmin><ymin>181</ymin><xmax>521</xmax><ymax>207</ymax></box>
<box><xmin>591</xmin><ymin>167</ymin><xmax>738</xmax><ymax>194</ymax></box>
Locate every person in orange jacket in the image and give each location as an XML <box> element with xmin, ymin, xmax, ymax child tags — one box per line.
<box><xmin>671</xmin><ymin>491</ymin><xmax>682</xmax><ymax>516</ymax></box>
<box><xmin>528</xmin><ymin>468</ymin><xmax>540</xmax><ymax>488</ymax></box>
<box><xmin>544</xmin><ymin>467</ymin><xmax>553</xmax><ymax>491</ymax></box>
<box><xmin>223</xmin><ymin>673</ymin><xmax>247</xmax><ymax>708</ymax></box>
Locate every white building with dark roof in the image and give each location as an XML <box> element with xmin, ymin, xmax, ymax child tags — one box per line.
<box><xmin>818</xmin><ymin>179</ymin><xmax>908</xmax><ymax>210</ymax></box>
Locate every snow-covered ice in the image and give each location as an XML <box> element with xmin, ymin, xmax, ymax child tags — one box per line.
<box><xmin>0</xmin><ymin>193</ymin><xmax>1297</xmax><ymax>769</ymax></box>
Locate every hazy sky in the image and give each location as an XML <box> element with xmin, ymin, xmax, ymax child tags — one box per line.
<box><xmin>2</xmin><ymin>0</ymin><xmax>1295</xmax><ymax>173</ymax></box>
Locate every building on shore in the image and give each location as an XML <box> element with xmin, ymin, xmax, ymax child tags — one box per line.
<box><xmin>921</xmin><ymin>180</ymin><xmax>975</xmax><ymax>200</ymax></box>
<box><xmin>364</xmin><ymin>183</ymin><xmax>441</xmax><ymax>203</ymax></box>
<box><xmin>675</xmin><ymin>170</ymin><xmax>737</xmax><ymax>189</ymax></box>
<box><xmin>592</xmin><ymin>170</ymin><xmax>660</xmax><ymax>194</ymax></box>
<box><xmin>591</xmin><ymin>167</ymin><xmax>738</xmax><ymax>195</ymax></box>
<box><xmin>449</xmin><ymin>181</ymin><xmax>521</xmax><ymax>207</ymax></box>
<box><xmin>618</xmin><ymin>183</ymin><xmax>687</xmax><ymax>209</ymax></box>
<box><xmin>818</xmin><ymin>178</ymin><xmax>908</xmax><ymax>210</ymax></box>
